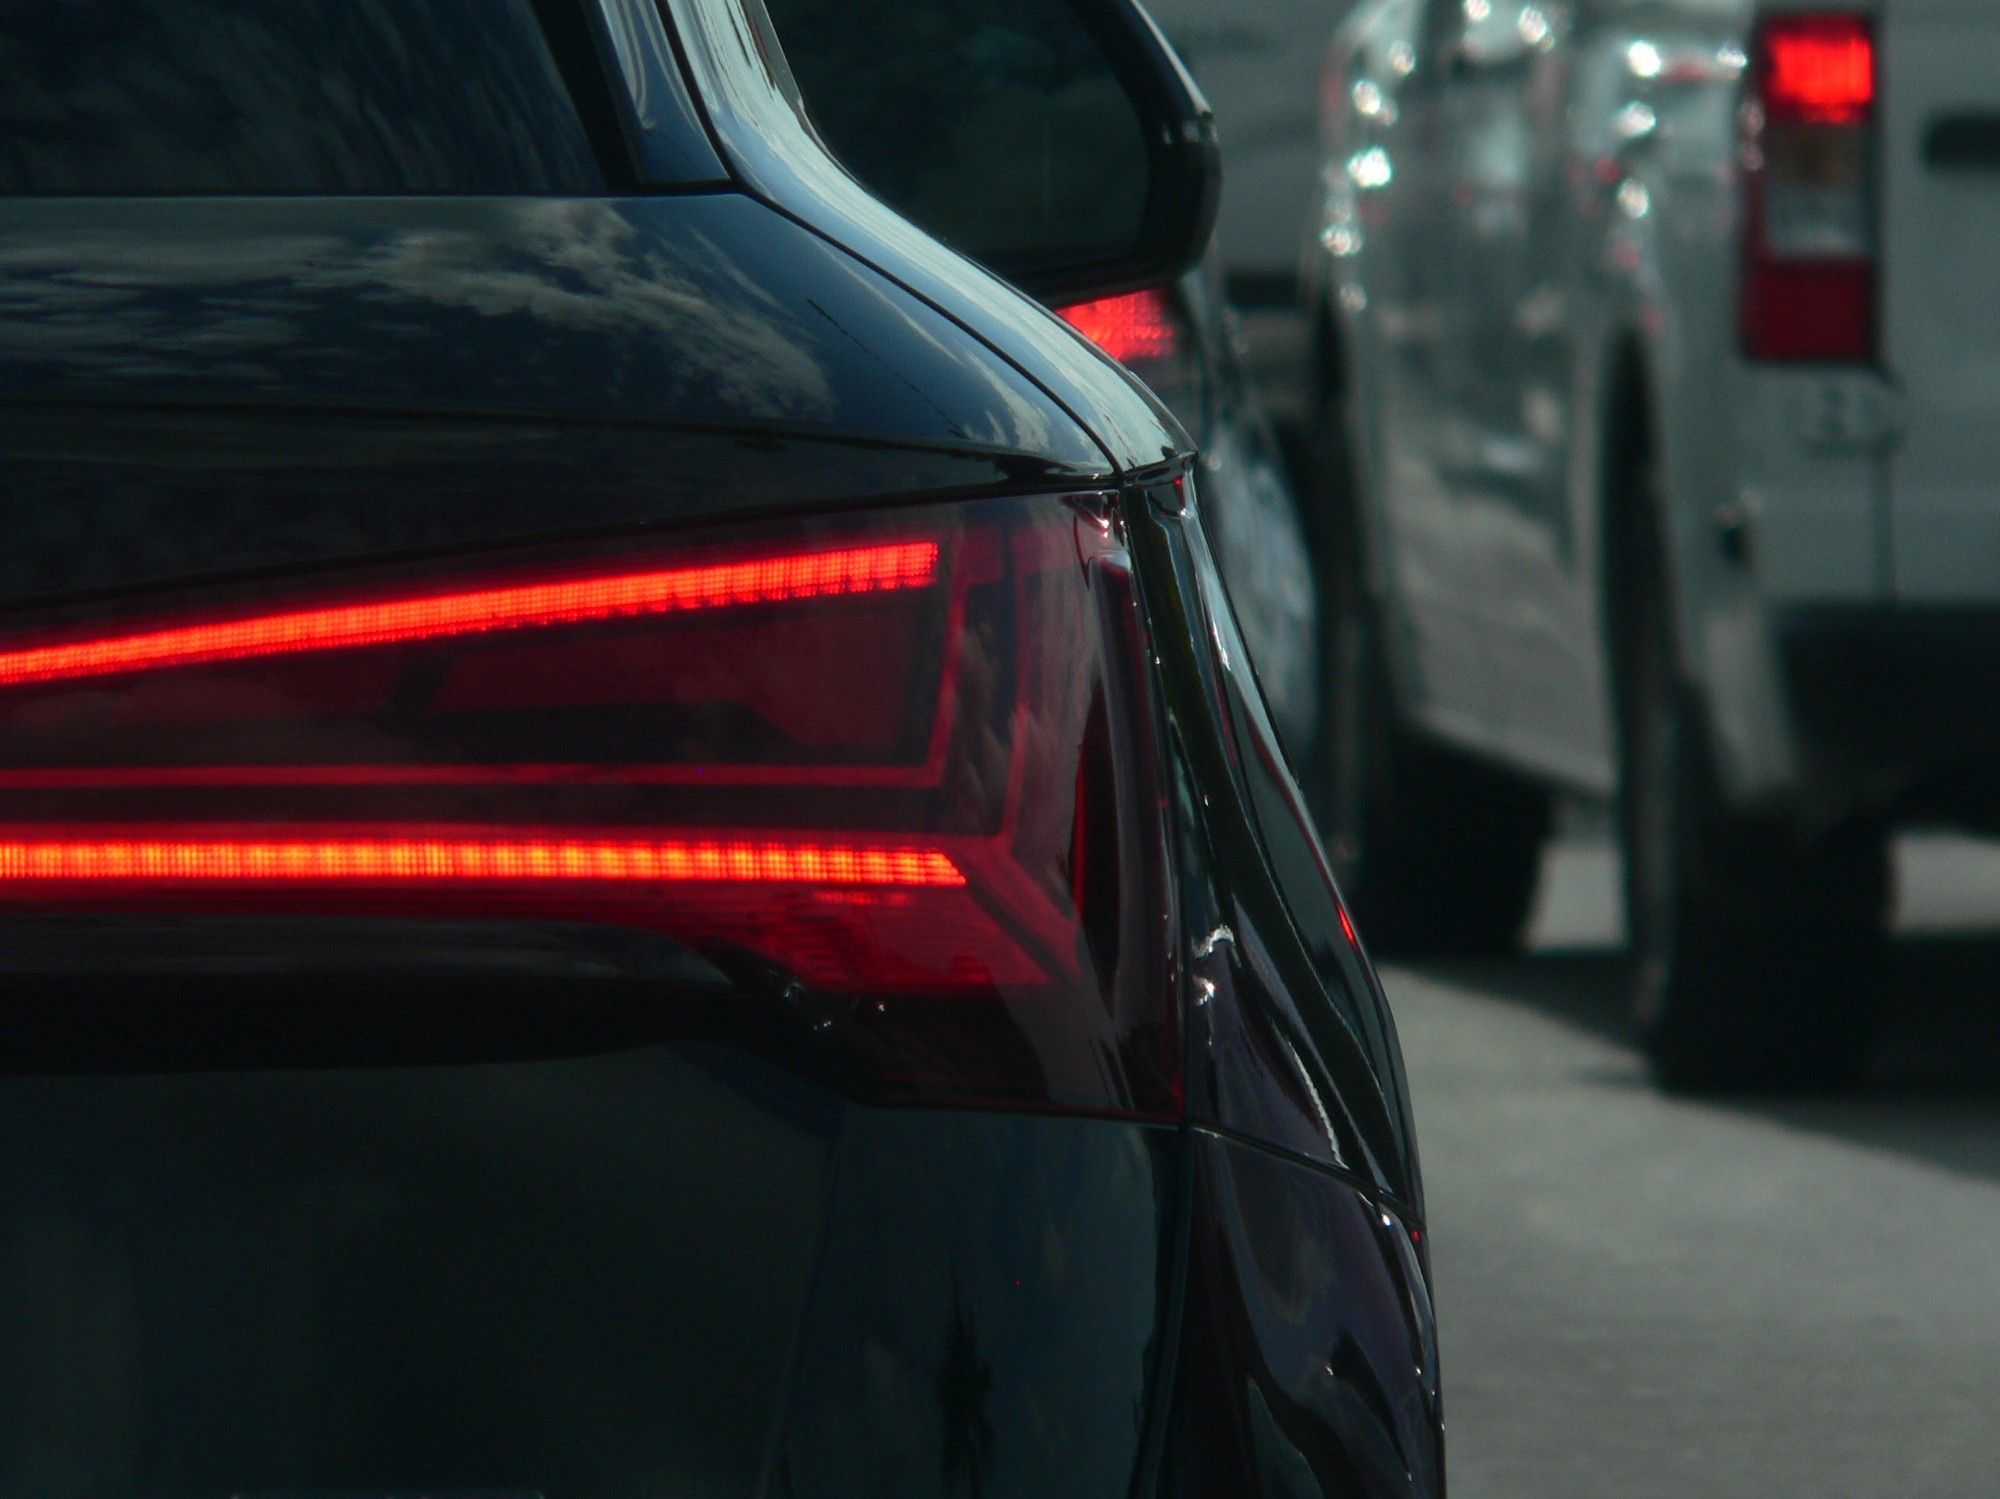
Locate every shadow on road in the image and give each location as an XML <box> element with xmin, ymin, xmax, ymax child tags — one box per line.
<box><xmin>1406</xmin><ymin>934</ymin><xmax>2000</xmax><ymax>1187</ymax></box>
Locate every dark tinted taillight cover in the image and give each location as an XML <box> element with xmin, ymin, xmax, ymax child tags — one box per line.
<box><xmin>0</xmin><ymin>495</ymin><xmax>1177</xmax><ymax>1116</ymax></box>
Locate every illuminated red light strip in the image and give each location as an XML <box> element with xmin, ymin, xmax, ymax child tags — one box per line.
<box><xmin>0</xmin><ymin>540</ymin><xmax>941</xmax><ymax>689</ymax></box>
<box><xmin>0</xmin><ymin>837</ymin><xmax>965</xmax><ymax>887</ymax></box>
<box><xmin>1058</xmin><ymin>291</ymin><xmax>1178</xmax><ymax>365</ymax></box>
<box><xmin>1765</xmin><ymin>21</ymin><xmax>1873</xmax><ymax>123</ymax></box>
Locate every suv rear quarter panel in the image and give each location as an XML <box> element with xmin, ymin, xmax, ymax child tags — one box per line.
<box><xmin>0</xmin><ymin>193</ymin><xmax>1109</xmax><ymax>607</ymax></box>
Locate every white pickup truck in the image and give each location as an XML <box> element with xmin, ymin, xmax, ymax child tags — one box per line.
<box><xmin>1307</xmin><ymin>0</ymin><xmax>1990</xmax><ymax>1089</ymax></box>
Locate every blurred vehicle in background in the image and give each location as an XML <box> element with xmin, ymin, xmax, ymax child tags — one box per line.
<box><xmin>0</xmin><ymin>0</ymin><xmax>1443</xmax><ymax>1492</ymax></box>
<box><xmin>1308</xmin><ymin>0</ymin><xmax>1981</xmax><ymax>1093</ymax></box>
<box><xmin>1146</xmin><ymin>0</ymin><xmax>1357</xmax><ymax>444</ymax></box>
<box><xmin>1147</xmin><ymin>0</ymin><xmax>1351</xmax><ymax>304</ymax></box>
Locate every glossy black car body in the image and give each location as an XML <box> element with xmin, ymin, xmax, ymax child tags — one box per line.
<box><xmin>0</xmin><ymin>1</ymin><xmax>1439</xmax><ymax>1494</ymax></box>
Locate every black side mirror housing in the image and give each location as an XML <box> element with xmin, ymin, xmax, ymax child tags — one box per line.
<box><xmin>761</xmin><ymin>0</ymin><xmax>1220</xmax><ymax>306</ymax></box>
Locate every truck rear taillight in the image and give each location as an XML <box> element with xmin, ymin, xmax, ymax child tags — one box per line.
<box><xmin>1741</xmin><ymin>13</ymin><xmax>1877</xmax><ymax>361</ymax></box>
<box><xmin>0</xmin><ymin>496</ymin><xmax>1177</xmax><ymax>1117</ymax></box>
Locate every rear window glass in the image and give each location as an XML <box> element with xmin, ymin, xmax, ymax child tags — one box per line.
<box><xmin>0</xmin><ymin>0</ymin><xmax>605</xmax><ymax>195</ymax></box>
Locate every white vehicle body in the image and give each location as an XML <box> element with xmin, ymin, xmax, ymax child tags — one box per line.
<box><xmin>1151</xmin><ymin>0</ymin><xmax>1353</xmax><ymax>298</ymax></box>
<box><xmin>1309</xmin><ymin>0</ymin><xmax>1997</xmax><ymax>835</ymax></box>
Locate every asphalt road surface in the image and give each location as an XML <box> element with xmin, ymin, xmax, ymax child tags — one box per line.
<box><xmin>1392</xmin><ymin>832</ymin><xmax>2000</xmax><ymax>1497</ymax></box>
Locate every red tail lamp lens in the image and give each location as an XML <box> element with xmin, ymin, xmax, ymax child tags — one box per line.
<box><xmin>1058</xmin><ymin>290</ymin><xmax>1181</xmax><ymax>366</ymax></box>
<box><xmin>0</xmin><ymin>837</ymin><xmax>965</xmax><ymax>887</ymax></box>
<box><xmin>1741</xmin><ymin>256</ymin><xmax>1874</xmax><ymax>361</ymax></box>
<box><xmin>0</xmin><ymin>499</ymin><xmax>1176</xmax><ymax>1116</ymax></box>
<box><xmin>1742</xmin><ymin>14</ymin><xmax>1877</xmax><ymax>362</ymax></box>
<box><xmin>1762</xmin><ymin>14</ymin><xmax>1874</xmax><ymax>125</ymax></box>
<box><xmin>0</xmin><ymin>540</ymin><xmax>940</xmax><ymax>689</ymax></box>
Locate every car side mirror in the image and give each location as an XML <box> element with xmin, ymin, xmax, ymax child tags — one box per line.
<box><xmin>760</xmin><ymin>0</ymin><xmax>1220</xmax><ymax>305</ymax></box>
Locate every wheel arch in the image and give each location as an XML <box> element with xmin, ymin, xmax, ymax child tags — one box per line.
<box><xmin>1597</xmin><ymin>321</ymin><xmax>1806</xmax><ymax>816</ymax></box>
<box><xmin>1304</xmin><ymin>290</ymin><xmax>1411</xmax><ymax>710</ymax></box>
<box><xmin>1600</xmin><ymin>330</ymin><xmax>1669</xmax><ymax>679</ymax></box>
<box><xmin>1305</xmin><ymin>292</ymin><xmax>1396</xmax><ymax>620</ymax></box>
<box><xmin>1599</xmin><ymin>322</ymin><xmax>1722</xmax><ymax>789</ymax></box>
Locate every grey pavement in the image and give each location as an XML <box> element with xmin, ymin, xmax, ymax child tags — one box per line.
<box><xmin>1390</xmin><ymin>833</ymin><xmax>2000</xmax><ymax>1497</ymax></box>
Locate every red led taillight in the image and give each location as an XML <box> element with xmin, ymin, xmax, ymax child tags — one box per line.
<box><xmin>0</xmin><ymin>540</ymin><xmax>939</xmax><ymax>689</ymax></box>
<box><xmin>0</xmin><ymin>499</ymin><xmax>1176</xmax><ymax>1116</ymax></box>
<box><xmin>0</xmin><ymin>837</ymin><xmax>965</xmax><ymax>887</ymax></box>
<box><xmin>1058</xmin><ymin>289</ymin><xmax>1181</xmax><ymax>366</ymax></box>
<box><xmin>1741</xmin><ymin>13</ymin><xmax>1877</xmax><ymax>361</ymax></box>
<box><xmin>1763</xmin><ymin>15</ymin><xmax>1874</xmax><ymax>125</ymax></box>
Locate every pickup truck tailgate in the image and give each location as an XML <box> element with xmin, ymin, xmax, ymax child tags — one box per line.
<box><xmin>1882</xmin><ymin>0</ymin><xmax>2000</xmax><ymax>600</ymax></box>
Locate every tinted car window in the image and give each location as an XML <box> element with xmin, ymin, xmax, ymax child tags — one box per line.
<box><xmin>765</xmin><ymin>0</ymin><xmax>1149</xmax><ymax>267</ymax></box>
<box><xmin>0</xmin><ymin>0</ymin><xmax>604</xmax><ymax>195</ymax></box>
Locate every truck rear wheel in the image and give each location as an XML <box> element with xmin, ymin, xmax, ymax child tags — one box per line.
<box><xmin>1617</xmin><ymin>484</ymin><xmax>1889</xmax><ymax>1093</ymax></box>
<box><xmin>1305</xmin><ymin>389</ymin><xmax>1550</xmax><ymax>957</ymax></box>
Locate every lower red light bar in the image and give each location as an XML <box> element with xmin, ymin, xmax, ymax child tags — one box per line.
<box><xmin>0</xmin><ymin>836</ymin><xmax>965</xmax><ymax>888</ymax></box>
<box><xmin>0</xmin><ymin>540</ymin><xmax>941</xmax><ymax>690</ymax></box>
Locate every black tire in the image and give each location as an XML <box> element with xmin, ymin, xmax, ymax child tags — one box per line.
<box><xmin>1615</xmin><ymin>462</ymin><xmax>1889</xmax><ymax>1093</ymax></box>
<box><xmin>1301</xmin><ymin>383</ymin><xmax>1551</xmax><ymax>957</ymax></box>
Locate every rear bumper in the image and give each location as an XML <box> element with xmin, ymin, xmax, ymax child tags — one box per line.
<box><xmin>787</xmin><ymin>1120</ymin><xmax>1446</xmax><ymax>1498</ymax></box>
<box><xmin>776</xmin><ymin>1105</ymin><xmax>1180</xmax><ymax>1496</ymax></box>
<box><xmin>1166</xmin><ymin>1131</ymin><xmax>1445</xmax><ymax>1498</ymax></box>
<box><xmin>0</xmin><ymin>1022</ymin><xmax>1447</xmax><ymax>1497</ymax></box>
<box><xmin>1780</xmin><ymin>606</ymin><xmax>2000</xmax><ymax>824</ymax></box>
<box><xmin>0</xmin><ymin>1039</ymin><xmax>1181</xmax><ymax>1499</ymax></box>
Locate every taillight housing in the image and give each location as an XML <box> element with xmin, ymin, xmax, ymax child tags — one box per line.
<box><xmin>0</xmin><ymin>495</ymin><xmax>1178</xmax><ymax>1117</ymax></box>
<box><xmin>1740</xmin><ymin>12</ymin><xmax>1877</xmax><ymax>361</ymax></box>
<box><xmin>1058</xmin><ymin>289</ymin><xmax>1182</xmax><ymax>368</ymax></box>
